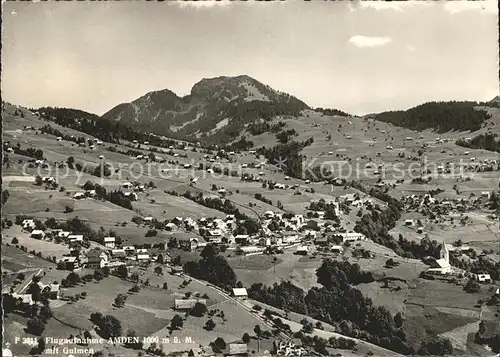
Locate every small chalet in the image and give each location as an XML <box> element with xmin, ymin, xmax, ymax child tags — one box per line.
<box><xmin>42</xmin><ymin>283</ymin><xmax>61</xmax><ymax>300</ymax></box>
<box><xmin>226</xmin><ymin>344</ymin><xmax>248</xmax><ymax>356</ymax></box>
<box><xmin>295</xmin><ymin>246</ymin><xmax>309</xmax><ymax>255</ymax></box>
<box><xmin>314</xmin><ymin>237</ymin><xmax>328</xmax><ymax>246</ymax></box>
<box><xmin>171</xmin><ymin>266</ymin><xmax>184</xmax><ymax>275</ymax></box>
<box><xmin>234</xmin><ymin>235</ymin><xmax>250</xmax><ymax>245</ymax></box>
<box><xmin>22</xmin><ymin>219</ymin><xmax>36</xmax><ymax>230</ymax></box>
<box><xmin>103</xmin><ymin>237</ymin><xmax>116</xmax><ymax>249</ymax></box>
<box><xmin>30</xmin><ymin>230</ymin><xmax>45</xmax><ymax>239</ymax></box>
<box><xmin>86</xmin><ymin>249</ymin><xmax>109</xmax><ymax>269</ymax></box>
<box><xmin>68</xmin><ymin>234</ymin><xmax>84</xmax><ymax>243</ymax></box>
<box><xmin>231</xmin><ymin>288</ymin><xmax>248</xmax><ymax>300</ymax></box>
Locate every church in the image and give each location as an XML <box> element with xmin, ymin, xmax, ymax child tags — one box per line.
<box><xmin>426</xmin><ymin>241</ymin><xmax>452</xmax><ymax>275</ymax></box>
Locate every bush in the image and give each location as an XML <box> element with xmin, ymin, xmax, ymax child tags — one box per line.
<box><xmin>464</xmin><ymin>279</ymin><xmax>481</xmax><ymax>293</ymax></box>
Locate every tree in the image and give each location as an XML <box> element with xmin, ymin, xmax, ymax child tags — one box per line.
<box><xmin>163</xmin><ymin>282</ymin><xmax>168</xmax><ymax>290</ymax></box>
<box><xmin>26</xmin><ymin>318</ymin><xmax>45</xmax><ymax>335</ymax></box>
<box><xmin>66</xmin><ymin>272</ymin><xmax>81</xmax><ymax>286</ymax></box>
<box><xmin>200</xmin><ymin>244</ymin><xmax>219</xmax><ymax>259</ymax></box>
<box><xmin>125</xmin><ymin>329</ymin><xmax>143</xmax><ymax>350</ymax></box>
<box><xmin>157</xmin><ymin>253</ymin><xmax>164</xmax><ymax>264</ymax></box>
<box><xmin>35</xmin><ymin>175</ymin><xmax>43</xmax><ymax>186</ymax></box>
<box><xmin>115</xmin><ymin>265</ymin><xmax>128</xmax><ymax>279</ymax></box>
<box><xmin>394</xmin><ymin>312</ymin><xmax>404</xmax><ymax>328</ymax></box>
<box><xmin>190</xmin><ymin>302</ymin><xmax>207</xmax><ymax>317</ymax></box>
<box><xmin>113</xmin><ymin>293</ymin><xmax>127</xmax><ymax>308</ymax></box>
<box><xmin>11</xmin><ymin>237</ymin><xmax>18</xmax><ymax>245</ymax></box>
<box><xmin>96</xmin><ymin>315</ymin><xmax>122</xmax><ymax>339</ymax></box>
<box><xmin>205</xmin><ymin>319</ymin><xmax>216</xmax><ymax>331</ymax></box>
<box><xmin>417</xmin><ymin>337</ymin><xmax>453</xmax><ymax>356</ymax></box>
<box><xmin>39</xmin><ymin>305</ymin><xmax>52</xmax><ymax>322</ymax></box>
<box><xmin>242</xmin><ymin>333</ymin><xmax>251</xmax><ymax>344</ymax></box>
<box><xmin>170</xmin><ymin>314</ymin><xmax>184</xmax><ymax>330</ymax></box>
<box><xmin>464</xmin><ymin>279</ymin><xmax>481</xmax><ymax>293</ymax></box>
<box><xmin>90</xmin><ymin>312</ymin><xmax>104</xmax><ymax>324</ymax></box>
<box><xmin>28</xmin><ymin>282</ymin><xmax>42</xmax><ymax>302</ymax></box>
<box><xmin>213</xmin><ymin>337</ymin><xmax>227</xmax><ymax>352</ymax></box>
<box><xmin>154</xmin><ymin>266</ymin><xmax>163</xmax><ymax>276</ymax></box>
<box><xmin>1</xmin><ymin>189</ymin><xmax>10</xmax><ymax>205</ymax></box>
<box><xmin>254</xmin><ymin>325</ymin><xmax>262</xmax><ymax>337</ymax></box>
<box><xmin>129</xmin><ymin>285</ymin><xmax>140</xmax><ymax>293</ymax></box>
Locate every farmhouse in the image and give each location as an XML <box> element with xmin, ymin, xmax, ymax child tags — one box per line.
<box><xmin>263</xmin><ymin>211</ymin><xmax>275</xmax><ymax>219</ymax></box>
<box><xmin>334</xmin><ymin>232</ymin><xmax>366</xmax><ymax>242</ymax></box>
<box><xmin>59</xmin><ymin>256</ymin><xmax>79</xmax><ymax>270</ymax></box>
<box><xmin>171</xmin><ymin>266</ymin><xmax>184</xmax><ymax>275</ymax></box>
<box><xmin>234</xmin><ymin>235</ymin><xmax>250</xmax><ymax>245</ymax></box>
<box><xmin>30</xmin><ymin>230</ymin><xmax>45</xmax><ymax>239</ymax></box>
<box><xmin>476</xmin><ymin>274</ymin><xmax>492</xmax><ymax>283</ymax></box>
<box><xmin>57</xmin><ymin>231</ymin><xmax>71</xmax><ymax>239</ymax></box>
<box><xmin>122</xmin><ymin>182</ymin><xmax>133</xmax><ymax>189</ymax></box>
<box><xmin>68</xmin><ymin>235</ymin><xmax>84</xmax><ymax>243</ymax></box>
<box><xmin>314</xmin><ymin>237</ymin><xmax>328</xmax><ymax>247</ymax></box>
<box><xmin>295</xmin><ymin>246</ymin><xmax>309</xmax><ymax>255</ymax></box>
<box><xmin>174</xmin><ymin>299</ymin><xmax>207</xmax><ymax>311</ymax></box>
<box><xmin>22</xmin><ymin>219</ymin><xmax>36</xmax><ymax>230</ymax></box>
<box><xmin>11</xmin><ymin>293</ymin><xmax>35</xmax><ymax>306</ymax></box>
<box><xmin>227</xmin><ymin>344</ymin><xmax>248</xmax><ymax>356</ymax></box>
<box><xmin>86</xmin><ymin>249</ymin><xmax>109</xmax><ymax>269</ymax></box>
<box><xmin>137</xmin><ymin>253</ymin><xmax>150</xmax><ymax>261</ymax></box>
<box><xmin>331</xmin><ymin>245</ymin><xmax>343</xmax><ymax>254</ymax></box>
<box><xmin>103</xmin><ymin>237</ymin><xmax>116</xmax><ymax>249</ymax></box>
<box><xmin>73</xmin><ymin>192</ymin><xmax>85</xmax><ymax>199</ymax></box>
<box><xmin>42</xmin><ymin>283</ymin><xmax>61</xmax><ymax>300</ymax></box>
<box><xmin>273</xmin><ymin>340</ymin><xmax>305</xmax><ymax>357</ymax></box>
<box><xmin>231</xmin><ymin>288</ymin><xmax>248</xmax><ymax>300</ymax></box>
<box><xmin>124</xmin><ymin>192</ymin><xmax>138</xmax><ymax>201</ymax></box>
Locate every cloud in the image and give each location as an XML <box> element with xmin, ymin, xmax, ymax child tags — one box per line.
<box><xmin>349</xmin><ymin>35</ymin><xmax>392</xmax><ymax>48</ymax></box>
<box><xmin>170</xmin><ymin>0</ymin><xmax>232</xmax><ymax>9</ymax></box>
<box><xmin>444</xmin><ymin>0</ymin><xmax>498</xmax><ymax>15</ymax></box>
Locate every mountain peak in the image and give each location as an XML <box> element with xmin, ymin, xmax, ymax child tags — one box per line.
<box><xmin>103</xmin><ymin>75</ymin><xmax>309</xmax><ymax>143</ymax></box>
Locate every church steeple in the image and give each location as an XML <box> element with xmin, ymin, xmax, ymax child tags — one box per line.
<box><xmin>441</xmin><ymin>241</ymin><xmax>449</xmax><ymax>262</ymax></box>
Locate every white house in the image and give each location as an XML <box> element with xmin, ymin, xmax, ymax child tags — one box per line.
<box><xmin>103</xmin><ymin>237</ymin><xmax>116</xmax><ymax>249</ymax></box>
<box><xmin>476</xmin><ymin>274</ymin><xmax>492</xmax><ymax>283</ymax></box>
<box><xmin>30</xmin><ymin>230</ymin><xmax>45</xmax><ymax>239</ymax></box>
<box><xmin>86</xmin><ymin>249</ymin><xmax>109</xmax><ymax>269</ymax></box>
<box><xmin>68</xmin><ymin>235</ymin><xmax>84</xmax><ymax>243</ymax></box>
<box><xmin>231</xmin><ymin>288</ymin><xmax>248</xmax><ymax>299</ymax></box>
<box><xmin>22</xmin><ymin>219</ymin><xmax>36</xmax><ymax>230</ymax></box>
<box><xmin>73</xmin><ymin>192</ymin><xmax>85</xmax><ymax>199</ymax></box>
<box><xmin>57</xmin><ymin>231</ymin><xmax>71</xmax><ymax>239</ymax></box>
<box><xmin>122</xmin><ymin>182</ymin><xmax>133</xmax><ymax>189</ymax></box>
<box><xmin>296</xmin><ymin>246</ymin><xmax>309</xmax><ymax>255</ymax></box>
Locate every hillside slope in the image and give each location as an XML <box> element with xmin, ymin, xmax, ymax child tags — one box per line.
<box><xmin>102</xmin><ymin>75</ymin><xmax>310</xmax><ymax>144</ymax></box>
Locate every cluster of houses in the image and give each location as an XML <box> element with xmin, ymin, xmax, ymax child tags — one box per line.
<box><xmin>58</xmin><ymin>244</ymin><xmax>168</xmax><ymax>271</ymax></box>
<box><xmin>9</xmin><ymin>281</ymin><xmax>61</xmax><ymax>307</ymax></box>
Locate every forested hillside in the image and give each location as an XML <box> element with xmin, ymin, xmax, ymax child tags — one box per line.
<box><xmin>371</xmin><ymin>101</ymin><xmax>491</xmax><ymax>133</ymax></box>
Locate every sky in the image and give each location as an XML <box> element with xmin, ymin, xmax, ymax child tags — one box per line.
<box><xmin>2</xmin><ymin>0</ymin><xmax>499</xmax><ymax>116</ymax></box>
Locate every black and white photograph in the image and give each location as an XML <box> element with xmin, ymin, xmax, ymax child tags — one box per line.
<box><xmin>1</xmin><ymin>1</ymin><xmax>499</xmax><ymax>357</ymax></box>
